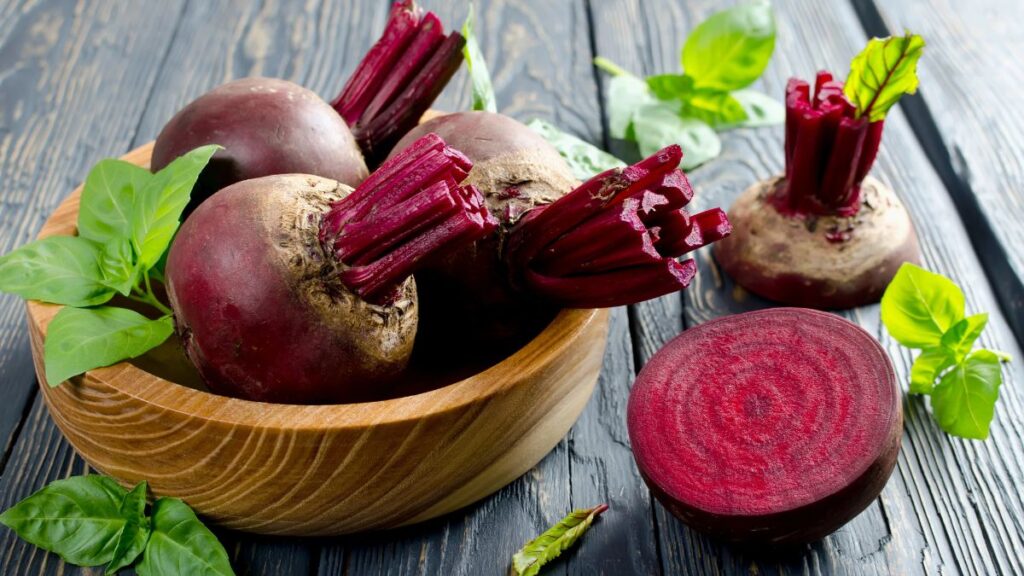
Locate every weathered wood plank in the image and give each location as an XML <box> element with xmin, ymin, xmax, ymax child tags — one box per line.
<box><xmin>0</xmin><ymin>2</ymin><xmax>184</xmax><ymax>572</ymax></box>
<box><xmin>852</xmin><ymin>0</ymin><xmax>1024</xmax><ymax>342</ymax></box>
<box><xmin>589</xmin><ymin>0</ymin><xmax>1024</xmax><ymax>574</ymax></box>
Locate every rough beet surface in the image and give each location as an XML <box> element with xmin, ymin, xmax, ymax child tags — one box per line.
<box><xmin>152</xmin><ymin>78</ymin><xmax>368</xmax><ymax>215</ymax></box>
<box><xmin>627</xmin><ymin>308</ymin><xmax>901</xmax><ymax>544</ymax></box>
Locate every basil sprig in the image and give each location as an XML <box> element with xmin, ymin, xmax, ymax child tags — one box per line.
<box><xmin>0</xmin><ymin>475</ymin><xmax>233</xmax><ymax>575</ymax></box>
<box><xmin>511</xmin><ymin>504</ymin><xmax>607</xmax><ymax>576</ymax></box>
<box><xmin>0</xmin><ymin>145</ymin><xmax>218</xmax><ymax>385</ymax></box>
<box><xmin>881</xmin><ymin>263</ymin><xmax>1012</xmax><ymax>439</ymax></box>
<box><xmin>594</xmin><ymin>1</ymin><xmax>782</xmax><ymax>170</ymax></box>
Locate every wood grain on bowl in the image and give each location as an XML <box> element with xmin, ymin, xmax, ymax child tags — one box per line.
<box><xmin>25</xmin><ymin>142</ymin><xmax>609</xmax><ymax>536</ymax></box>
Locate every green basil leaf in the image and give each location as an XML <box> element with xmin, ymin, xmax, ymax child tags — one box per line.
<box><xmin>44</xmin><ymin>307</ymin><xmax>173</xmax><ymax>386</ymax></box>
<box><xmin>99</xmin><ymin>237</ymin><xmax>137</xmax><ymax>296</ymax></box>
<box><xmin>0</xmin><ymin>236</ymin><xmax>114</xmax><ymax>306</ymax></box>
<box><xmin>512</xmin><ymin>504</ymin><xmax>607</xmax><ymax>576</ymax></box>
<box><xmin>646</xmin><ymin>74</ymin><xmax>694</xmax><ymax>100</ymax></box>
<box><xmin>632</xmin><ymin>103</ymin><xmax>721</xmax><ymax>170</ymax></box>
<box><xmin>729</xmin><ymin>89</ymin><xmax>785</xmax><ymax>128</ymax></box>
<box><xmin>881</xmin><ymin>263</ymin><xmax>965</xmax><ymax>349</ymax></box>
<box><xmin>526</xmin><ymin>118</ymin><xmax>626</xmax><ymax>180</ymax></box>
<box><xmin>910</xmin><ymin>347</ymin><xmax>955</xmax><ymax>394</ymax></box>
<box><xmin>681</xmin><ymin>1</ymin><xmax>776</xmax><ymax>91</ymax></box>
<box><xmin>606</xmin><ymin>74</ymin><xmax>654</xmax><ymax>139</ymax></box>
<box><xmin>931</xmin><ymin>349</ymin><xmax>1003</xmax><ymax>440</ymax></box>
<box><xmin>78</xmin><ymin>159</ymin><xmax>152</xmax><ymax>245</ymax></box>
<box><xmin>132</xmin><ymin>145</ymin><xmax>219</xmax><ymax>270</ymax></box>
<box><xmin>941</xmin><ymin>313</ymin><xmax>988</xmax><ymax>362</ymax></box>
<box><xmin>462</xmin><ymin>4</ymin><xmax>497</xmax><ymax>113</ymax></box>
<box><xmin>106</xmin><ymin>481</ymin><xmax>150</xmax><ymax>575</ymax></box>
<box><xmin>136</xmin><ymin>498</ymin><xmax>234</xmax><ymax>576</ymax></box>
<box><xmin>844</xmin><ymin>32</ymin><xmax>925</xmax><ymax>122</ymax></box>
<box><xmin>0</xmin><ymin>475</ymin><xmax>129</xmax><ymax>566</ymax></box>
<box><xmin>680</xmin><ymin>89</ymin><xmax>748</xmax><ymax>127</ymax></box>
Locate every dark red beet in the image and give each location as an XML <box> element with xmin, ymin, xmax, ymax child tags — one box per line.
<box><xmin>152</xmin><ymin>77</ymin><xmax>368</xmax><ymax>215</ymax></box>
<box><xmin>627</xmin><ymin>308</ymin><xmax>902</xmax><ymax>544</ymax></box>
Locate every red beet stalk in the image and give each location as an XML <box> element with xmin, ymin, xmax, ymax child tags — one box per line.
<box><xmin>332</xmin><ymin>0</ymin><xmax>465</xmax><ymax>165</ymax></box>
<box><xmin>777</xmin><ymin>71</ymin><xmax>884</xmax><ymax>217</ymax></box>
<box><xmin>320</xmin><ymin>133</ymin><xmax>497</xmax><ymax>303</ymax></box>
<box><xmin>506</xmin><ymin>145</ymin><xmax>732</xmax><ymax>308</ymax></box>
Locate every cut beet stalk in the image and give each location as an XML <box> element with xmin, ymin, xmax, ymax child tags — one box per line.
<box><xmin>627</xmin><ymin>308</ymin><xmax>902</xmax><ymax>544</ymax></box>
<box><xmin>505</xmin><ymin>145</ymin><xmax>730</xmax><ymax>308</ymax></box>
<box><xmin>331</xmin><ymin>0</ymin><xmax>465</xmax><ymax>165</ymax></box>
<box><xmin>322</xmin><ymin>133</ymin><xmax>497</xmax><ymax>303</ymax></box>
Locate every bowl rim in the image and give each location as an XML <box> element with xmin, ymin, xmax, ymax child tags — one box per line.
<box><xmin>28</xmin><ymin>141</ymin><xmax>605</xmax><ymax>431</ymax></box>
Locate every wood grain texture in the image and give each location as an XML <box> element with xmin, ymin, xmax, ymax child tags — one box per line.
<box><xmin>589</xmin><ymin>0</ymin><xmax>1024</xmax><ymax>574</ymax></box>
<box><xmin>853</xmin><ymin>0</ymin><xmax>1024</xmax><ymax>342</ymax></box>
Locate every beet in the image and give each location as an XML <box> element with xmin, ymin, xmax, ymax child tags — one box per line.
<box><xmin>152</xmin><ymin>77</ymin><xmax>368</xmax><ymax>216</ymax></box>
<box><xmin>714</xmin><ymin>71</ymin><xmax>921</xmax><ymax>309</ymax></box>
<box><xmin>627</xmin><ymin>308</ymin><xmax>902</xmax><ymax>544</ymax></box>
<box><xmin>166</xmin><ymin>134</ymin><xmax>494</xmax><ymax>404</ymax></box>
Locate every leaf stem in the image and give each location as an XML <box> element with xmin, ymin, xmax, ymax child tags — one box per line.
<box><xmin>593</xmin><ymin>57</ymin><xmax>631</xmax><ymax>77</ymax></box>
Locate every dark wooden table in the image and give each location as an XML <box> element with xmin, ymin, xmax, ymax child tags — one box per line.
<box><xmin>1</xmin><ymin>1</ymin><xmax>1022</xmax><ymax>574</ymax></box>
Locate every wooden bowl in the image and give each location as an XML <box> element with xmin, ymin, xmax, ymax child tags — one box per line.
<box><xmin>25</xmin><ymin>142</ymin><xmax>609</xmax><ymax>536</ymax></box>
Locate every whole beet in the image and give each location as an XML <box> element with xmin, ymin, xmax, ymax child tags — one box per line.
<box><xmin>153</xmin><ymin>78</ymin><xmax>368</xmax><ymax>215</ymax></box>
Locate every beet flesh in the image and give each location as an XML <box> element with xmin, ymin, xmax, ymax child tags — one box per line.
<box><xmin>152</xmin><ymin>77</ymin><xmax>368</xmax><ymax>215</ymax></box>
<box><xmin>627</xmin><ymin>308</ymin><xmax>901</xmax><ymax>544</ymax></box>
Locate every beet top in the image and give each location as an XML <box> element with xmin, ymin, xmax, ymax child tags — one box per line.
<box><xmin>627</xmin><ymin>308</ymin><xmax>901</xmax><ymax>544</ymax></box>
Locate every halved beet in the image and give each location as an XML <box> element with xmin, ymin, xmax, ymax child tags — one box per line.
<box><xmin>627</xmin><ymin>308</ymin><xmax>901</xmax><ymax>544</ymax></box>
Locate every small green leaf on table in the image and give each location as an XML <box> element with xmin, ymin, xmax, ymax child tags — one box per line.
<box><xmin>631</xmin><ymin>104</ymin><xmax>721</xmax><ymax>170</ymax></box>
<box><xmin>511</xmin><ymin>504</ymin><xmax>607</xmax><ymax>576</ymax></box>
<box><xmin>932</xmin><ymin>350</ymin><xmax>1004</xmax><ymax>440</ymax></box>
<box><xmin>462</xmin><ymin>4</ymin><xmax>496</xmax><ymax>113</ymax></box>
<box><xmin>526</xmin><ymin>119</ymin><xmax>625</xmax><ymax>180</ymax></box>
<box><xmin>136</xmin><ymin>497</ymin><xmax>234</xmax><ymax>576</ymax></box>
<box><xmin>881</xmin><ymin>262</ymin><xmax>965</xmax><ymax>349</ymax></box>
<box><xmin>681</xmin><ymin>0</ymin><xmax>776</xmax><ymax>92</ymax></box>
<box><xmin>106</xmin><ymin>481</ymin><xmax>151</xmax><ymax>575</ymax></box>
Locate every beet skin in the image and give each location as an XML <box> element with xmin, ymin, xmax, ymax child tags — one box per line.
<box><xmin>627</xmin><ymin>308</ymin><xmax>902</xmax><ymax>544</ymax></box>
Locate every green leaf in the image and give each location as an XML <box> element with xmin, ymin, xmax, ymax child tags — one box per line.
<box><xmin>606</xmin><ymin>74</ymin><xmax>654</xmax><ymax>139</ymax></box>
<box><xmin>136</xmin><ymin>498</ymin><xmax>234</xmax><ymax>576</ymax></box>
<box><xmin>99</xmin><ymin>237</ymin><xmax>137</xmax><ymax>296</ymax></box>
<box><xmin>881</xmin><ymin>263</ymin><xmax>965</xmax><ymax>349</ymax></box>
<box><xmin>526</xmin><ymin>119</ymin><xmax>626</xmax><ymax>180</ymax></box>
<box><xmin>512</xmin><ymin>504</ymin><xmax>607</xmax><ymax>576</ymax></box>
<box><xmin>681</xmin><ymin>1</ymin><xmax>776</xmax><ymax>91</ymax></box>
<box><xmin>132</xmin><ymin>145</ymin><xmax>219</xmax><ymax>270</ymax></box>
<box><xmin>0</xmin><ymin>475</ymin><xmax>129</xmax><ymax>566</ymax></box>
<box><xmin>0</xmin><ymin>236</ymin><xmax>114</xmax><ymax>306</ymax></box>
<box><xmin>941</xmin><ymin>313</ymin><xmax>988</xmax><ymax>362</ymax></box>
<box><xmin>680</xmin><ymin>89</ymin><xmax>748</xmax><ymax>127</ymax></box>
<box><xmin>844</xmin><ymin>32</ymin><xmax>926</xmax><ymax>122</ymax></box>
<box><xmin>106</xmin><ymin>481</ymin><xmax>151</xmax><ymax>575</ymax></box>
<box><xmin>646</xmin><ymin>73</ymin><xmax>694</xmax><ymax>100</ymax></box>
<box><xmin>462</xmin><ymin>4</ymin><xmax>496</xmax><ymax>113</ymax></box>
<box><xmin>910</xmin><ymin>347</ymin><xmax>955</xmax><ymax>394</ymax></box>
<box><xmin>931</xmin><ymin>350</ymin><xmax>1003</xmax><ymax>440</ymax></box>
<box><xmin>44</xmin><ymin>307</ymin><xmax>173</xmax><ymax>385</ymax></box>
<box><xmin>632</xmin><ymin>103</ymin><xmax>722</xmax><ymax>170</ymax></box>
<box><xmin>729</xmin><ymin>89</ymin><xmax>785</xmax><ymax>127</ymax></box>
<box><xmin>78</xmin><ymin>159</ymin><xmax>152</xmax><ymax>245</ymax></box>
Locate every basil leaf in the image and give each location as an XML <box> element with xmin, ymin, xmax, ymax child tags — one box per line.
<box><xmin>106</xmin><ymin>481</ymin><xmax>150</xmax><ymax>575</ymax></box>
<box><xmin>0</xmin><ymin>236</ymin><xmax>114</xmax><ymax>306</ymax></box>
<box><xmin>632</xmin><ymin>103</ymin><xmax>721</xmax><ymax>170</ymax></box>
<box><xmin>132</xmin><ymin>145</ymin><xmax>219</xmax><ymax>270</ymax></box>
<box><xmin>512</xmin><ymin>504</ymin><xmax>607</xmax><ymax>576</ymax></box>
<box><xmin>527</xmin><ymin>119</ymin><xmax>626</xmax><ymax>180</ymax></box>
<box><xmin>730</xmin><ymin>89</ymin><xmax>785</xmax><ymax>127</ymax></box>
<box><xmin>44</xmin><ymin>307</ymin><xmax>173</xmax><ymax>385</ymax></box>
<box><xmin>0</xmin><ymin>475</ymin><xmax>128</xmax><ymax>566</ymax></box>
<box><xmin>844</xmin><ymin>33</ymin><xmax>925</xmax><ymax>122</ymax></box>
<box><xmin>910</xmin><ymin>347</ymin><xmax>955</xmax><ymax>394</ymax></box>
<box><xmin>681</xmin><ymin>1</ymin><xmax>776</xmax><ymax>92</ymax></box>
<box><xmin>881</xmin><ymin>263</ymin><xmax>965</xmax><ymax>349</ymax></box>
<box><xmin>78</xmin><ymin>159</ymin><xmax>152</xmax><ymax>245</ymax></box>
<box><xmin>99</xmin><ymin>237</ymin><xmax>137</xmax><ymax>296</ymax></box>
<box><xmin>606</xmin><ymin>74</ymin><xmax>654</xmax><ymax>139</ymax></box>
<box><xmin>646</xmin><ymin>74</ymin><xmax>694</xmax><ymax>100</ymax></box>
<box><xmin>932</xmin><ymin>350</ymin><xmax>1003</xmax><ymax>440</ymax></box>
<box><xmin>462</xmin><ymin>4</ymin><xmax>496</xmax><ymax>113</ymax></box>
<box><xmin>681</xmin><ymin>89</ymin><xmax>748</xmax><ymax>127</ymax></box>
<box><xmin>941</xmin><ymin>313</ymin><xmax>989</xmax><ymax>362</ymax></box>
<box><xmin>136</xmin><ymin>498</ymin><xmax>234</xmax><ymax>576</ymax></box>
